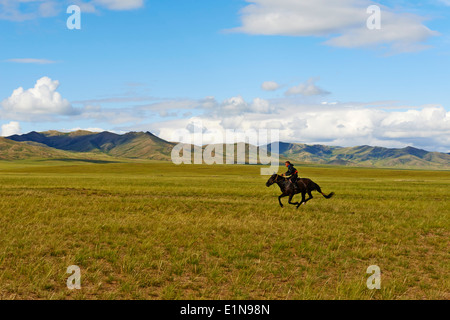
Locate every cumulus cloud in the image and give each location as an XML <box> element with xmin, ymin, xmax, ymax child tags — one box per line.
<box><xmin>58</xmin><ymin>92</ymin><xmax>450</xmax><ymax>152</ymax></box>
<box><xmin>2</xmin><ymin>77</ymin><xmax>447</xmax><ymax>152</ymax></box>
<box><xmin>1</xmin><ymin>121</ymin><xmax>21</xmax><ymax>137</ymax></box>
<box><xmin>230</xmin><ymin>0</ymin><xmax>438</xmax><ymax>53</ymax></box>
<box><xmin>324</xmin><ymin>10</ymin><xmax>438</xmax><ymax>52</ymax></box>
<box><xmin>138</xmin><ymin>99</ymin><xmax>450</xmax><ymax>152</ymax></box>
<box><xmin>285</xmin><ymin>78</ymin><xmax>330</xmax><ymax>96</ymax></box>
<box><xmin>379</xmin><ymin>106</ymin><xmax>450</xmax><ymax>140</ymax></box>
<box><xmin>207</xmin><ymin>96</ymin><xmax>277</xmax><ymax>117</ymax></box>
<box><xmin>1</xmin><ymin>77</ymin><xmax>76</xmax><ymax>120</ymax></box>
<box><xmin>261</xmin><ymin>81</ymin><xmax>280</xmax><ymax>91</ymax></box>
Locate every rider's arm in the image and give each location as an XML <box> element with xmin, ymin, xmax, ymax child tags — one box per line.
<box><xmin>285</xmin><ymin>165</ymin><xmax>294</xmax><ymax>176</ymax></box>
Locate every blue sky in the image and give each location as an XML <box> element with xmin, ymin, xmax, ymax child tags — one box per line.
<box><xmin>0</xmin><ymin>0</ymin><xmax>449</xmax><ymax>152</ymax></box>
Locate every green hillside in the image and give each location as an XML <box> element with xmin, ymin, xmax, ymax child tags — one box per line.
<box><xmin>0</xmin><ymin>137</ymin><xmax>72</xmax><ymax>160</ymax></box>
<box><xmin>7</xmin><ymin>130</ymin><xmax>175</xmax><ymax>160</ymax></box>
<box><xmin>5</xmin><ymin>131</ymin><xmax>450</xmax><ymax>169</ymax></box>
<box><xmin>0</xmin><ymin>136</ymin><xmax>118</xmax><ymax>162</ymax></box>
<box><xmin>266</xmin><ymin>142</ymin><xmax>450</xmax><ymax>169</ymax></box>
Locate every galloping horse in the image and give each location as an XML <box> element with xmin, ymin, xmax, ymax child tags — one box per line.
<box><xmin>266</xmin><ymin>174</ymin><xmax>334</xmax><ymax>209</ymax></box>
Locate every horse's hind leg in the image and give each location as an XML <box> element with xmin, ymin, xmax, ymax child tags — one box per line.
<box><xmin>296</xmin><ymin>192</ymin><xmax>306</xmax><ymax>209</ymax></box>
<box><xmin>303</xmin><ymin>191</ymin><xmax>313</xmax><ymax>204</ymax></box>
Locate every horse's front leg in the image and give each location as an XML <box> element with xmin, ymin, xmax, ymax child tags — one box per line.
<box><xmin>278</xmin><ymin>194</ymin><xmax>287</xmax><ymax>208</ymax></box>
<box><xmin>288</xmin><ymin>193</ymin><xmax>299</xmax><ymax>206</ymax></box>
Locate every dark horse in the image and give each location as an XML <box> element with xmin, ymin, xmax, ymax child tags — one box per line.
<box><xmin>266</xmin><ymin>174</ymin><xmax>334</xmax><ymax>209</ymax></box>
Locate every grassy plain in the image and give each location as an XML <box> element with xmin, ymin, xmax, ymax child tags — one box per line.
<box><xmin>0</xmin><ymin>160</ymin><xmax>448</xmax><ymax>299</ymax></box>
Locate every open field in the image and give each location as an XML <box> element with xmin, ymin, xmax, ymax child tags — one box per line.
<box><xmin>0</xmin><ymin>160</ymin><xmax>448</xmax><ymax>300</ymax></box>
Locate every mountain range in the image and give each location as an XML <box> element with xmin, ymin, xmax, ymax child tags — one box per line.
<box><xmin>6</xmin><ymin>130</ymin><xmax>175</xmax><ymax>161</ymax></box>
<box><xmin>3</xmin><ymin>130</ymin><xmax>450</xmax><ymax>169</ymax></box>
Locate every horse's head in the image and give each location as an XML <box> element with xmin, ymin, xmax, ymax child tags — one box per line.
<box><xmin>266</xmin><ymin>173</ymin><xmax>279</xmax><ymax>187</ymax></box>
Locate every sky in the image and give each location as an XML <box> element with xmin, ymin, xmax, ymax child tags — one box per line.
<box><xmin>0</xmin><ymin>0</ymin><xmax>449</xmax><ymax>152</ymax></box>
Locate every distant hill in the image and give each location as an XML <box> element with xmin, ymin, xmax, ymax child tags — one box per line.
<box><xmin>0</xmin><ymin>137</ymin><xmax>74</xmax><ymax>160</ymax></box>
<box><xmin>7</xmin><ymin>130</ymin><xmax>176</xmax><ymax>161</ymax></box>
<box><xmin>4</xmin><ymin>131</ymin><xmax>450</xmax><ymax>169</ymax></box>
<box><xmin>265</xmin><ymin>142</ymin><xmax>450</xmax><ymax>169</ymax></box>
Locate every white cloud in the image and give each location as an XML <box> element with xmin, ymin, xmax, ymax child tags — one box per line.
<box><xmin>251</xmin><ymin>97</ymin><xmax>273</xmax><ymax>113</ymax></box>
<box><xmin>207</xmin><ymin>96</ymin><xmax>277</xmax><ymax>117</ymax></box>
<box><xmin>231</xmin><ymin>0</ymin><xmax>438</xmax><ymax>53</ymax></box>
<box><xmin>1</xmin><ymin>77</ymin><xmax>75</xmax><ymax>120</ymax></box>
<box><xmin>2</xmin><ymin>77</ymin><xmax>446</xmax><ymax>152</ymax></box>
<box><xmin>219</xmin><ymin>96</ymin><xmax>247</xmax><ymax>115</ymax></box>
<box><xmin>285</xmin><ymin>78</ymin><xmax>330</xmax><ymax>96</ymax></box>
<box><xmin>73</xmin><ymin>95</ymin><xmax>156</xmax><ymax>105</ymax></box>
<box><xmin>137</xmin><ymin>99</ymin><xmax>204</xmax><ymax>112</ymax></box>
<box><xmin>5</xmin><ymin>58</ymin><xmax>58</xmax><ymax>64</ymax></box>
<box><xmin>71</xmin><ymin>0</ymin><xmax>97</xmax><ymax>13</ymax></box>
<box><xmin>0</xmin><ymin>0</ymin><xmax>144</xmax><ymax>21</ymax></box>
<box><xmin>1</xmin><ymin>121</ymin><xmax>21</xmax><ymax>137</ymax></box>
<box><xmin>0</xmin><ymin>0</ymin><xmax>62</xmax><ymax>21</ymax></box>
<box><xmin>93</xmin><ymin>0</ymin><xmax>144</xmax><ymax>10</ymax></box>
<box><xmin>261</xmin><ymin>81</ymin><xmax>280</xmax><ymax>91</ymax></box>
<box><xmin>380</xmin><ymin>106</ymin><xmax>450</xmax><ymax>138</ymax></box>
<box><xmin>38</xmin><ymin>1</ymin><xmax>60</xmax><ymax>18</ymax></box>
<box><xmin>72</xmin><ymin>0</ymin><xmax>145</xmax><ymax>12</ymax></box>
<box><xmin>0</xmin><ymin>0</ymin><xmax>37</xmax><ymax>21</ymax></box>
<box><xmin>65</xmin><ymin>94</ymin><xmax>450</xmax><ymax>153</ymax></box>
<box><xmin>324</xmin><ymin>11</ymin><xmax>438</xmax><ymax>52</ymax></box>
<box><xmin>322</xmin><ymin>101</ymin><xmax>338</xmax><ymax>105</ymax></box>
<box><xmin>136</xmin><ymin>98</ymin><xmax>450</xmax><ymax>152</ymax></box>
<box><xmin>67</xmin><ymin>127</ymin><xmax>107</xmax><ymax>132</ymax></box>
<box><xmin>77</xmin><ymin>104</ymin><xmax>143</xmax><ymax>124</ymax></box>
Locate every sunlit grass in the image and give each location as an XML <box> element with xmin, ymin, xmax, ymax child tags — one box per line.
<box><xmin>0</xmin><ymin>161</ymin><xmax>448</xmax><ymax>299</ymax></box>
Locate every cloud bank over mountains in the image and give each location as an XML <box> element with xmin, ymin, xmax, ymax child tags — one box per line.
<box><xmin>2</xmin><ymin>77</ymin><xmax>448</xmax><ymax>152</ymax></box>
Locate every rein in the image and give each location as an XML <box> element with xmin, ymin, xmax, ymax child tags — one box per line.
<box><xmin>274</xmin><ymin>174</ymin><xmax>285</xmax><ymax>184</ymax></box>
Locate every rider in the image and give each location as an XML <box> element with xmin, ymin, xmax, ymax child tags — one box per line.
<box><xmin>281</xmin><ymin>161</ymin><xmax>299</xmax><ymax>192</ymax></box>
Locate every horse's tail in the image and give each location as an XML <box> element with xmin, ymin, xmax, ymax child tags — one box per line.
<box><xmin>322</xmin><ymin>191</ymin><xmax>335</xmax><ymax>199</ymax></box>
<box><xmin>313</xmin><ymin>182</ymin><xmax>335</xmax><ymax>199</ymax></box>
